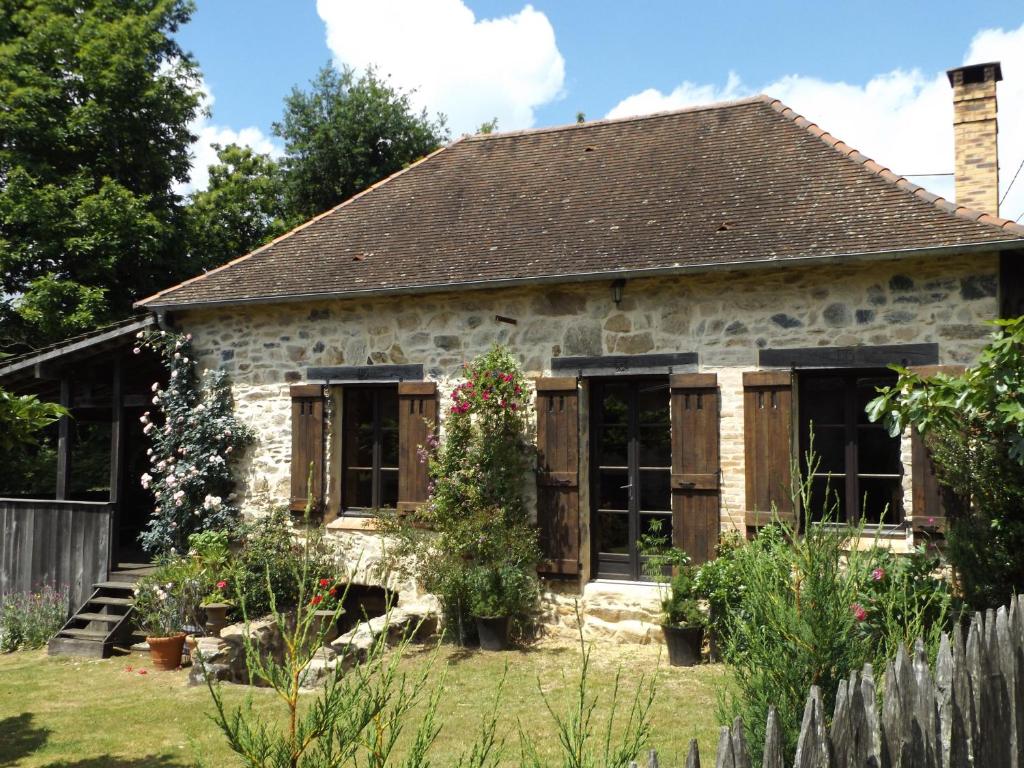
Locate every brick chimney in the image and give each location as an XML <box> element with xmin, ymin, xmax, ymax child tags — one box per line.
<box><xmin>947</xmin><ymin>61</ymin><xmax>1002</xmax><ymax>214</ymax></box>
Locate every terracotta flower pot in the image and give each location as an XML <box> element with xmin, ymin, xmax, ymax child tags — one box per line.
<box><xmin>203</xmin><ymin>603</ymin><xmax>231</xmax><ymax>637</ymax></box>
<box><xmin>147</xmin><ymin>633</ymin><xmax>187</xmax><ymax>671</ymax></box>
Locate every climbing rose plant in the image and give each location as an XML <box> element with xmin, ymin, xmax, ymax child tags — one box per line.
<box><xmin>137</xmin><ymin>330</ymin><xmax>253</xmax><ymax>554</ymax></box>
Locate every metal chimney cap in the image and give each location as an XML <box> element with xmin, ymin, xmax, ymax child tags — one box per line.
<box><xmin>947</xmin><ymin>62</ymin><xmax>1003</xmax><ymax>87</ymax></box>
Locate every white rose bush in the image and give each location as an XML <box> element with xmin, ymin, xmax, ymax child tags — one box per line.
<box><xmin>136</xmin><ymin>330</ymin><xmax>253</xmax><ymax>554</ymax></box>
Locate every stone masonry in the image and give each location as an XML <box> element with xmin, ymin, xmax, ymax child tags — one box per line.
<box><xmin>177</xmin><ymin>252</ymin><xmax>1000</xmax><ymax>639</ymax></box>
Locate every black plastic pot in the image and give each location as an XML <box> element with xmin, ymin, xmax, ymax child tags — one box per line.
<box><xmin>662</xmin><ymin>624</ymin><xmax>704</xmax><ymax>667</ymax></box>
<box><xmin>475</xmin><ymin>616</ymin><xmax>511</xmax><ymax>651</ymax></box>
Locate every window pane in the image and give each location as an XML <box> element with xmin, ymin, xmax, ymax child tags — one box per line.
<box><xmin>600</xmin><ymin>384</ymin><xmax>629</xmax><ymax>424</ymax></box>
<box><xmin>345</xmin><ymin>469</ymin><xmax>373</xmax><ymax>509</ymax></box>
<box><xmin>638</xmin><ymin>425</ymin><xmax>670</xmax><ymax>467</ymax></box>
<box><xmin>597</xmin><ymin>512</ymin><xmax>630</xmax><ymax>554</ymax></box>
<box><xmin>378</xmin><ymin>388</ymin><xmax>399</xmax><ymax>430</ymax></box>
<box><xmin>808</xmin><ymin>476</ymin><xmax>844</xmax><ymax>523</ymax></box>
<box><xmin>597</xmin><ymin>469</ymin><xmax>629</xmax><ymax>510</ymax></box>
<box><xmin>801</xmin><ymin>375</ymin><xmax>846</xmax><ymax>426</ymax></box>
<box><xmin>345</xmin><ymin>389</ymin><xmax>375</xmax><ymax>467</ymax></box>
<box><xmin>637</xmin><ymin>382</ymin><xmax>669</xmax><ymax>426</ymax></box>
<box><xmin>857</xmin><ymin>427</ymin><xmax>901</xmax><ymax>474</ymax></box>
<box><xmin>380</xmin><ymin>468</ymin><xmax>398</xmax><ymax>509</ymax></box>
<box><xmin>381</xmin><ymin>427</ymin><xmax>399</xmax><ymax>468</ymax></box>
<box><xmin>598</xmin><ymin>424</ymin><xmax>628</xmax><ymax>467</ymax></box>
<box><xmin>639</xmin><ymin>469</ymin><xmax>670</xmax><ymax>512</ymax></box>
<box><xmin>857</xmin><ymin>477</ymin><xmax>902</xmax><ymax>525</ymax></box>
<box><xmin>807</xmin><ymin>425</ymin><xmax>845</xmax><ymax>474</ymax></box>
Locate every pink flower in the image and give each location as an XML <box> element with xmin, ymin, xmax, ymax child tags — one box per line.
<box><xmin>871</xmin><ymin>568</ymin><xmax>885</xmax><ymax>582</ymax></box>
<box><xmin>851</xmin><ymin>603</ymin><xmax>867</xmax><ymax>622</ymax></box>
<box><xmin>482</xmin><ymin>391</ymin><xmax>490</xmax><ymax>400</ymax></box>
<box><xmin>216</xmin><ymin>580</ymin><xmax>227</xmax><ymax>589</ymax></box>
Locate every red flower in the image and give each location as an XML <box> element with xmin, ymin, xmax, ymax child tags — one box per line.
<box><xmin>319</xmin><ymin>578</ymin><xmax>330</xmax><ymax>588</ymax></box>
<box><xmin>216</xmin><ymin>580</ymin><xmax>227</xmax><ymax>590</ymax></box>
<box><xmin>851</xmin><ymin>603</ymin><xmax>867</xmax><ymax>622</ymax></box>
<box><xmin>138</xmin><ymin>669</ymin><xmax>148</xmax><ymax>675</ymax></box>
<box><xmin>329</xmin><ymin>587</ymin><xmax>337</xmax><ymax>596</ymax></box>
<box><xmin>310</xmin><ymin>594</ymin><xmax>323</xmax><ymax>606</ymax></box>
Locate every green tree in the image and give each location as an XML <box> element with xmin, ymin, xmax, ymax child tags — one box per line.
<box><xmin>185</xmin><ymin>143</ymin><xmax>289</xmax><ymax>266</ymax></box>
<box><xmin>868</xmin><ymin>316</ymin><xmax>1024</xmax><ymax>608</ymax></box>
<box><xmin>273</xmin><ymin>66</ymin><xmax>448</xmax><ymax>220</ymax></box>
<box><xmin>0</xmin><ymin>388</ymin><xmax>66</xmax><ymax>454</ymax></box>
<box><xmin>0</xmin><ymin>0</ymin><xmax>204</xmax><ymax>351</ymax></box>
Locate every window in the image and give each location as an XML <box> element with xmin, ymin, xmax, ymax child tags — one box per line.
<box><xmin>342</xmin><ymin>386</ymin><xmax>399</xmax><ymax>512</ymax></box>
<box><xmin>798</xmin><ymin>370</ymin><xmax>902</xmax><ymax>525</ymax></box>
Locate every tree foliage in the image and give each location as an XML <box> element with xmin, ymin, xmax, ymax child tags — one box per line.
<box><xmin>0</xmin><ymin>0</ymin><xmax>205</xmax><ymax>350</ymax></box>
<box><xmin>868</xmin><ymin>316</ymin><xmax>1024</xmax><ymax>608</ymax></box>
<box><xmin>0</xmin><ymin>387</ymin><xmax>67</xmax><ymax>454</ymax></box>
<box><xmin>185</xmin><ymin>143</ymin><xmax>289</xmax><ymax>268</ymax></box>
<box><xmin>273</xmin><ymin>65</ymin><xmax>448</xmax><ymax>220</ymax></box>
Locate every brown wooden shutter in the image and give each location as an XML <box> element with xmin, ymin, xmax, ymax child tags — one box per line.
<box><xmin>670</xmin><ymin>374</ymin><xmax>721</xmax><ymax>565</ymax></box>
<box><xmin>742</xmin><ymin>371</ymin><xmax>795</xmax><ymax>529</ymax></box>
<box><xmin>535</xmin><ymin>377</ymin><xmax>580</xmax><ymax>576</ymax></box>
<box><xmin>290</xmin><ymin>384</ymin><xmax>325</xmax><ymax>514</ymax></box>
<box><xmin>908</xmin><ymin>365</ymin><xmax>966</xmax><ymax>533</ymax></box>
<box><xmin>397</xmin><ymin>381</ymin><xmax>438</xmax><ymax>514</ymax></box>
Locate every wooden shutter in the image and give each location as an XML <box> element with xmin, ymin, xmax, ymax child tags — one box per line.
<box><xmin>670</xmin><ymin>374</ymin><xmax>720</xmax><ymax>565</ymax></box>
<box><xmin>743</xmin><ymin>371</ymin><xmax>795</xmax><ymax>528</ymax></box>
<box><xmin>535</xmin><ymin>378</ymin><xmax>580</xmax><ymax>576</ymax></box>
<box><xmin>290</xmin><ymin>384</ymin><xmax>325</xmax><ymax>514</ymax></box>
<box><xmin>397</xmin><ymin>381</ymin><xmax>437</xmax><ymax>514</ymax></box>
<box><xmin>908</xmin><ymin>365</ymin><xmax>966</xmax><ymax>533</ymax></box>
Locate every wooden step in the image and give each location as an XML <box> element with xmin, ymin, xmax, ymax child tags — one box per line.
<box><xmin>92</xmin><ymin>581</ymin><xmax>137</xmax><ymax>591</ymax></box>
<box><xmin>57</xmin><ymin>628</ymin><xmax>109</xmax><ymax>640</ymax></box>
<box><xmin>89</xmin><ymin>596</ymin><xmax>133</xmax><ymax>607</ymax></box>
<box><xmin>105</xmin><ymin>572</ymin><xmax>143</xmax><ymax>584</ymax></box>
<box><xmin>48</xmin><ymin>637</ymin><xmax>110</xmax><ymax>659</ymax></box>
<box><xmin>73</xmin><ymin>612</ymin><xmax>124</xmax><ymax>623</ymax></box>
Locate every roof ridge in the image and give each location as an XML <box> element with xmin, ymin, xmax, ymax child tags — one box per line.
<box><xmin>463</xmin><ymin>95</ymin><xmax>768</xmax><ymax>141</ymax></box>
<box><xmin>135</xmin><ymin>140</ymin><xmax>462</xmax><ymax>308</ymax></box>
<box><xmin>758</xmin><ymin>94</ymin><xmax>1024</xmax><ymax>235</ymax></box>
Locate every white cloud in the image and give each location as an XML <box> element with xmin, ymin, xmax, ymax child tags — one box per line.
<box><xmin>179</xmin><ymin>80</ymin><xmax>282</xmax><ymax>194</ymax></box>
<box><xmin>606</xmin><ymin>23</ymin><xmax>1024</xmax><ymax>221</ymax></box>
<box><xmin>315</xmin><ymin>0</ymin><xmax>565</xmax><ymax>136</ymax></box>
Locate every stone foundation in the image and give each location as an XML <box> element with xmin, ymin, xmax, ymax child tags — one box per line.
<box><xmin>541</xmin><ymin>581</ymin><xmax>666</xmax><ymax>645</ymax></box>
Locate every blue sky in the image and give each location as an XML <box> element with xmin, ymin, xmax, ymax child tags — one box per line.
<box><xmin>177</xmin><ymin>1</ymin><xmax>1024</xmax><ymax>219</ymax></box>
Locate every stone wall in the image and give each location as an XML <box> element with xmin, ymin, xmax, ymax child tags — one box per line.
<box><xmin>176</xmin><ymin>252</ymin><xmax>999</xmax><ymax>638</ymax></box>
<box><xmin>181</xmin><ymin>252</ymin><xmax>998</xmax><ymax>534</ymax></box>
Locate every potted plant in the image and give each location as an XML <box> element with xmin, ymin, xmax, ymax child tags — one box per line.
<box><xmin>133</xmin><ymin>578</ymin><xmax>187</xmax><ymax>670</ymax></box>
<box><xmin>640</xmin><ymin>519</ymin><xmax>706</xmax><ymax>666</ymax></box>
<box><xmin>466</xmin><ymin>564</ymin><xmax>536</xmax><ymax>651</ymax></box>
<box><xmin>201</xmin><ymin>579</ymin><xmax>233</xmax><ymax>638</ymax></box>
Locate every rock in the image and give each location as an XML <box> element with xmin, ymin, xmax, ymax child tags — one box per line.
<box><xmin>330</xmin><ymin>605</ymin><xmax>439</xmax><ymax>671</ymax></box>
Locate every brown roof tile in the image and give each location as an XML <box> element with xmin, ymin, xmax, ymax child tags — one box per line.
<box><xmin>140</xmin><ymin>95</ymin><xmax>1024</xmax><ymax>310</ymax></box>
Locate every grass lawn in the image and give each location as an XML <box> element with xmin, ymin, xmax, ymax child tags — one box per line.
<box><xmin>0</xmin><ymin>637</ymin><xmax>727</xmax><ymax>767</ymax></box>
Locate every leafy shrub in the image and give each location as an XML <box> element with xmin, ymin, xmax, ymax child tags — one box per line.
<box><xmin>868</xmin><ymin>316</ymin><xmax>1024</xmax><ymax>609</ymax></box>
<box><xmin>230</xmin><ymin>508</ymin><xmax>337</xmax><ymax>618</ymax></box>
<box><xmin>693</xmin><ymin>533</ymin><xmax>745</xmax><ymax>650</ymax></box>
<box><xmin>466</xmin><ymin>563</ymin><xmax>538</xmax><ymax>619</ymax></box>
<box><xmin>0</xmin><ymin>585</ymin><xmax>68</xmax><ymax>651</ymax></box>
<box><xmin>377</xmin><ymin>345</ymin><xmax>539</xmax><ymax>643</ymax></box>
<box><xmin>718</xmin><ymin>456</ymin><xmax>952</xmax><ymax>763</ymax></box>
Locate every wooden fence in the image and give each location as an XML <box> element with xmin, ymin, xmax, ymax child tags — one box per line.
<box><xmin>634</xmin><ymin>595</ymin><xmax>1024</xmax><ymax>767</ymax></box>
<box><xmin>0</xmin><ymin>498</ymin><xmax>113</xmax><ymax>614</ymax></box>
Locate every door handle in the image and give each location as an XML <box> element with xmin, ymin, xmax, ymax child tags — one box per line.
<box><xmin>620</xmin><ymin>484</ymin><xmax>633</xmax><ymax>489</ymax></box>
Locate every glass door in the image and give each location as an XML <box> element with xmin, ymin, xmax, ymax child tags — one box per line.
<box><xmin>591</xmin><ymin>378</ymin><xmax>672</xmax><ymax>580</ymax></box>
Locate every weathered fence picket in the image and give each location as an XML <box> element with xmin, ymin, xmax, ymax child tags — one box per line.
<box><xmin>642</xmin><ymin>594</ymin><xmax>1024</xmax><ymax>767</ymax></box>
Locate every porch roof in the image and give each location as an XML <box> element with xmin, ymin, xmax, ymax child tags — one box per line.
<box><xmin>138</xmin><ymin>95</ymin><xmax>1024</xmax><ymax>312</ymax></box>
<box><xmin>0</xmin><ymin>316</ymin><xmax>156</xmax><ymax>387</ymax></box>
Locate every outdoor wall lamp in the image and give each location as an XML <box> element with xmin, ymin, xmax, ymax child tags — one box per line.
<box><xmin>611</xmin><ymin>278</ymin><xmax>626</xmax><ymax>306</ymax></box>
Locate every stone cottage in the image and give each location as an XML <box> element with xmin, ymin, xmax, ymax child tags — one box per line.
<box><xmin>135</xmin><ymin>63</ymin><xmax>1024</xmax><ymax>640</ymax></box>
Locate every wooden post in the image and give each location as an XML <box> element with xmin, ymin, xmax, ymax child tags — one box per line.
<box><xmin>109</xmin><ymin>360</ymin><xmax>124</xmax><ymax>504</ymax></box>
<box><xmin>55</xmin><ymin>377</ymin><xmax>72</xmax><ymax>500</ymax></box>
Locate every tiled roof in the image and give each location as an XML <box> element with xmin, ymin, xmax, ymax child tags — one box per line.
<box><xmin>140</xmin><ymin>95</ymin><xmax>1024</xmax><ymax>310</ymax></box>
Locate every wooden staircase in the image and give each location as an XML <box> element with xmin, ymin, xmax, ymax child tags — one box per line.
<box><xmin>48</xmin><ymin>563</ymin><xmax>153</xmax><ymax>658</ymax></box>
